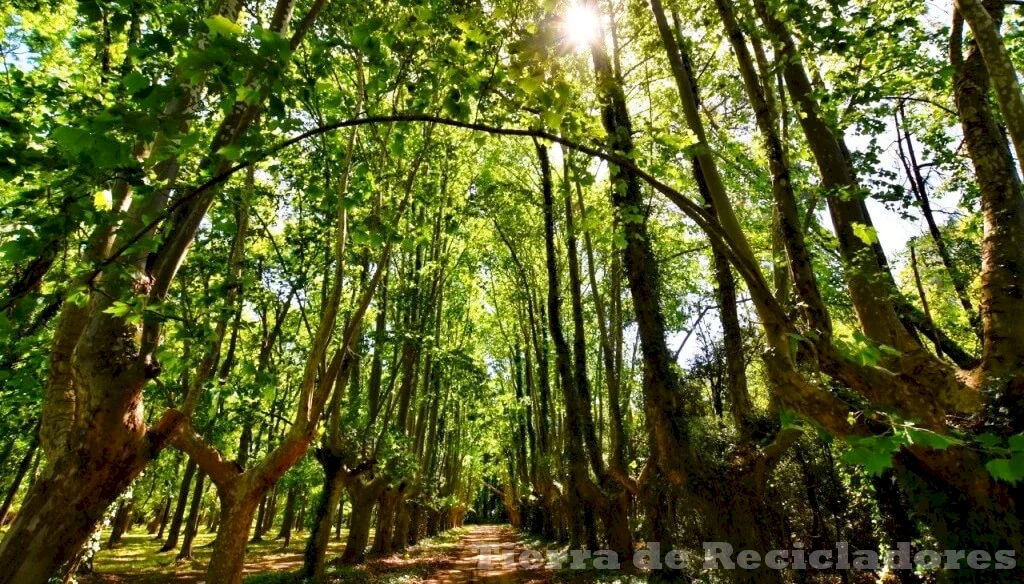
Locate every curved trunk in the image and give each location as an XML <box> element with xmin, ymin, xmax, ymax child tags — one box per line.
<box><xmin>0</xmin><ymin>414</ymin><xmax>175</xmax><ymax>584</ymax></box>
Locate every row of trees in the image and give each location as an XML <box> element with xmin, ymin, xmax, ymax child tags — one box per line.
<box><xmin>1</xmin><ymin>0</ymin><xmax>1024</xmax><ymax>582</ymax></box>
<box><xmin>479</xmin><ymin>0</ymin><xmax>1024</xmax><ymax>581</ymax></box>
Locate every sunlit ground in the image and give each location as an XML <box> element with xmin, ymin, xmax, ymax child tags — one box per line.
<box><xmin>83</xmin><ymin>527</ymin><xmax>356</xmax><ymax>583</ymax></box>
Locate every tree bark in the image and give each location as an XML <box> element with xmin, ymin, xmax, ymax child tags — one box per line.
<box><xmin>302</xmin><ymin>450</ymin><xmax>348</xmax><ymax>580</ymax></box>
<box><xmin>951</xmin><ymin>3</ymin><xmax>1024</xmax><ymax>416</ymax></box>
<box><xmin>954</xmin><ymin>0</ymin><xmax>1024</xmax><ymax>180</ymax></box>
<box><xmin>341</xmin><ymin>476</ymin><xmax>386</xmax><ymax>564</ymax></box>
<box><xmin>177</xmin><ymin>471</ymin><xmax>206</xmax><ymax>560</ymax></box>
<box><xmin>276</xmin><ymin>486</ymin><xmax>298</xmax><ymax>545</ymax></box>
<box><xmin>0</xmin><ymin>432</ymin><xmax>38</xmax><ymax>526</ymax></box>
<box><xmin>160</xmin><ymin>458</ymin><xmax>196</xmax><ymax>552</ymax></box>
<box><xmin>154</xmin><ymin>496</ymin><xmax>172</xmax><ymax>540</ymax></box>
<box><xmin>204</xmin><ymin>490</ymin><xmax>261</xmax><ymax>584</ymax></box>
<box><xmin>106</xmin><ymin>499</ymin><xmax>134</xmax><ymax>548</ymax></box>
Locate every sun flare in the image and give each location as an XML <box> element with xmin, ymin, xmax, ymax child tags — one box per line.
<box><xmin>562</xmin><ymin>2</ymin><xmax>600</xmax><ymax>49</ymax></box>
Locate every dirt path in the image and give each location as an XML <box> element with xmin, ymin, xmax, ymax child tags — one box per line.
<box><xmin>418</xmin><ymin>525</ymin><xmax>552</xmax><ymax>583</ymax></box>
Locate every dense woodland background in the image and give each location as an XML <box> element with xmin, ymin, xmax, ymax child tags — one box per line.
<box><xmin>1</xmin><ymin>0</ymin><xmax>1024</xmax><ymax>582</ymax></box>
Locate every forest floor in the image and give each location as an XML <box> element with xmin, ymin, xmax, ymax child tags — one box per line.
<box><xmin>79</xmin><ymin>524</ymin><xmax>598</xmax><ymax>583</ymax></box>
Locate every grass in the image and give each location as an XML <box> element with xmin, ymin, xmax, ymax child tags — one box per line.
<box><xmin>83</xmin><ymin>525</ymin><xmax>473</xmax><ymax>583</ymax></box>
<box><xmin>84</xmin><ymin>527</ymin><xmax>354</xmax><ymax>583</ymax></box>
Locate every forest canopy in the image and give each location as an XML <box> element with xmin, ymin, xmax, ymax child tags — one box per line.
<box><xmin>1</xmin><ymin>0</ymin><xmax>1024</xmax><ymax>583</ymax></box>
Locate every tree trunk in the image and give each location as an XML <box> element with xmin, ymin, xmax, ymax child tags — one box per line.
<box><xmin>537</xmin><ymin>139</ymin><xmax>597</xmax><ymax>552</ymax></box>
<box><xmin>894</xmin><ymin>102</ymin><xmax>978</xmax><ymax>332</ymax></box>
<box><xmin>710</xmin><ymin>0</ymin><xmax>830</xmax><ymax>336</ymax></box>
<box><xmin>251</xmin><ymin>495</ymin><xmax>267</xmax><ymax>543</ymax></box>
<box><xmin>954</xmin><ymin>0</ymin><xmax>1024</xmax><ymax>179</ymax></box>
<box><xmin>177</xmin><ymin>471</ymin><xmax>206</xmax><ymax>560</ymax></box>
<box><xmin>303</xmin><ymin>451</ymin><xmax>347</xmax><ymax>580</ymax></box>
<box><xmin>392</xmin><ymin>497</ymin><xmax>412</xmax><ymax>551</ymax></box>
<box><xmin>261</xmin><ymin>486</ymin><xmax>278</xmax><ymax>536</ymax></box>
<box><xmin>160</xmin><ymin>458</ymin><xmax>197</xmax><ymax>552</ymax></box>
<box><xmin>407</xmin><ymin>502</ymin><xmax>421</xmax><ymax>546</ymax></box>
<box><xmin>205</xmin><ymin>491</ymin><xmax>261</xmax><ymax>584</ymax></box>
<box><xmin>341</xmin><ymin>477</ymin><xmax>385</xmax><ymax>564</ymax></box>
<box><xmin>106</xmin><ymin>499</ymin><xmax>134</xmax><ymax>548</ymax></box>
<box><xmin>154</xmin><ymin>496</ymin><xmax>172</xmax><ymax>540</ymax></box>
<box><xmin>952</xmin><ymin>2</ymin><xmax>1024</xmax><ymax>418</ymax></box>
<box><xmin>0</xmin><ymin>442</ymin><xmax>161</xmax><ymax>584</ymax></box>
<box><xmin>872</xmin><ymin>470</ymin><xmax>923</xmax><ymax>584</ymax></box>
<box><xmin>371</xmin><ymin>486</ymin><xmax>402</xmax><ymax>555</ymax></box>
<box><xmin>334</xmin><ymin>493</ymin><xmax>345</xmax><ymax>540</ymax></box>
<box><xmin>0</xmin><ymin>432</ymin><xmax>38</xmax><ymax>526</ymax></box>
<box><xmin>276</xmin><ymin>486</ymin><xmax>298</xmax><ymax>545</ymax></box>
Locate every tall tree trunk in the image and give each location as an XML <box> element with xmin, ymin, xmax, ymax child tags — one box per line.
<box><xmin>276</xmin><ymin>486</ymin><xmax>298</xmax><ymax>545</ymax></box>
<box><xmin>106</xmin><ymin>499</ymin><xmax>134</xmax><ymax>548</ymax></box>
<box><xmin>159</xmin><ymin>458</ymin><xmax>197</xmax><ymax>552</ymax></box>
<box><xmin>674</xmin><ymin>31</ymin><xmax>756</xmax><ymax>438</ymax></box>
<box><xmin>251</xmin><ymin>495</ymin><xmax>268</xmax><ymax>543</ymax></box>
<box><xmin>952</xmin><ymin>3</ymin><xmax>1024</xmax><ymax>418</ymax></box>
<box><xmin>154</xmin><ymin>496</ymin><xmax>172</xmax><ymax>540</ymax></box>
<box><xmin>177</xmin><ymin>471</ymin><xmax>206</xmax><ymax>560</ymax></box>
<box><xmin>954</xmin><ymin>0</ymin><xmax>1024</xmax><ymax>179</ymax></box>
<box><xmin>303</xmin><ymin>450</ymin><xmax>348</xmax><ymax>580</ymax></box>
<box><xmin>751</xmin><ymin>0</ymin><xmax>917</xmax><ymax>352</ymax></box>
<box><xmin>562</xmin><ymin>154</ymin><xmax>633</xmax><ymax>558</ymax></box>
<box><xmin>371</xmin><ymin>485</ymin><xmax>404</xmax><ymax>555</ymax></box>
<box><xmin>537</xmin><ymin>140</ymin><xmax>597</xmax><ymax>551</ymax></box>
<box><xmin>0</xmin><ymin>432</ymin><xmax>38</xmax><ymax>526</ymax></box>
<box><xmin>260</xmin><ymin>487</ymin><xmax>278</xmax><ymax>537</ymax></box>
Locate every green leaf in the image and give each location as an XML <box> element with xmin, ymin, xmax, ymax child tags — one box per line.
<box><xmin>905</xmin><ymin>427</ymin><xmax>958</xmax><ymax>450</ymax></box>
<box><xmin>516</xmin><ymin>75</ymin><xmax>544</xmax><ymax>95</ymax></box>
<box><xmin>986</xmin><ymin>454</ymin><xmax>1024</xmax><ymax>484</ymax></box>
<box><xmin>842</xmin><ymin>434</ymin><xmax>906</xmax><ymax>475</ymax></box>
<box><xmin>842</xmin><ymin>446</ymin><xmax>893</xmax><ymax>475</ymax></box>
<box><xmin>205</xmin><ymin>15</ymin><xmax>243</xmax><ymax>37</ymax></box>
<box><xmin>217</xmin><ymin>145</ymin><xmax>243</xmax><ymax>161</ymax></box>
<box><xmin>1009</xmin><ymin>434</ymin><xmax>1024</xmax><ymax>453</ymax></box>
<box><xmin>351</xmin><ymin>23</ymin><xmax>374</xmax><ymax>51</ymax></box>
<box><xmin>543</xmin><ymin>110</ymin><xmax>563</xmax><ymax>131</ymax></box>
<box><xmin>52</xmin><ymin>126</ymin><xmax>93</xmax><ymax>155</ymax></box>
<box><xmin>852</xmin><ymin>222</ymin><xmax>879</xmax><ymax>245</ymax></box>
<box><xmin>102</xmin><ymin>301</ymin><xmax>132</xmax><ymax>318</ymax></box>
<box><xmin>123</xmin><ymin>72</ymin><xmax>150</xmax><ymax>95</ymax></box>
<box><xmin>976</xmin><ymin>433</ymin><xmax>1003</xmax><ymax>449</ymax></box>
<box><xmin>93</xmin><ymin>190</ymin><xmax>113</xmax><ymax>211</ymax></box>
